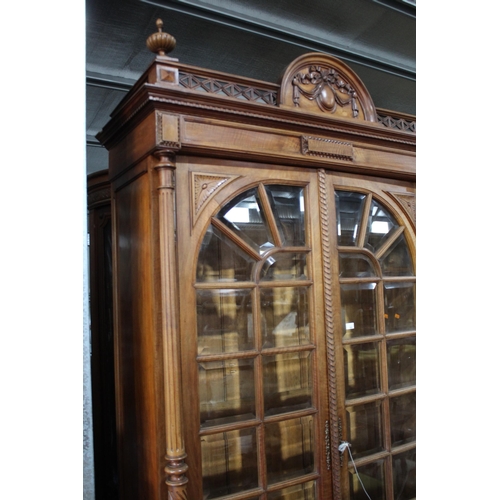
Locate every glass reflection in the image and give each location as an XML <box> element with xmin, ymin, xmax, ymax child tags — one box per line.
<box><xmin>344</xmin><ymin>343</ymin><xmax>380</xmax><ymax>399</ymax></box>
<box><xmin>341</xmin><ymin>283</ymin><xmax>378</xmax><ymax>339</ymax></box>
<box><xmin>197</xmin><ymin>289</ymin><xmax>253</xmax><ymax>355</ymax></box>
<box><xmin>392</xmin><ymin>449</ymin><xmax>416</xmax><ymax>500</ymax></box>
<box><xmin>217</xmin><ymin>188</ymin><xmax>275</xmax><ymax>254</ymax></box>
<box><xmin>335</xmin><ymin>191</ymin><xmax>366</xmax><ymax>246</ymax></box>
<box><xmin>263</xmin><ymin>352</ymin><xmax>313</xmax><ymax>416</ymax></box>
<box><xmin>379</xmin><ymin>234</ymin><xmax>414</xmax><ymax>277</ymax></box>
<box><xmin>349</xmin><ymin>459</ymin><xmax>386</xmax><ymax>500</ymax></box>
<box><xmin>268</xmin><ymin>481</ymin><xmax>316</xmax><ymax>499</ymax></box>
<box><xmin>201</xmin><ymin>428</ymin><xmax>258</xmax><ymax>498</ymax></box>
<box><xmin>364</xmin><ymin>200</ymin><xmax>398</xmax><ymax>254</ymax></box>
<box><xmin>260</xmin><ymin>253</ymin><xmax>308</xmax><ymax>281</ymax></box>
<box><xmin>265</xmin><ymin>416</ymin><xmax>315</xmax><ymax>484</ymax></box>
<box><xmin>261</xmin><ymin>287</ymin><xmax>310</xmax><ymax>348</ymax></box>
<box><xmin>390</xmin><ymin>393</ymin><xmax>416</xmax><ymax>447</ymax></box>
<box><xmin>265</xmin><ymin>185</ymin><xmax>306</xmax><ymax>247</ymax></box>
<box><xmin>346</xmin><ymin>401</ymin><xmax>384</xmax><ymax>458</ymax></box>
<box><xmin>197</xmin><ymin>224</ymin><xmax>256</xmax><ymax>282</ymax></box>
<box><xmin>199</xmin><ymin>358</ymin><xmax>255</xmax><ymax>427</ymax></box>
<box><xmin>384</xmin><ymin>282</ymin><xmax>416</xmax><ymax>333</ymax></box>
<box><xmin>339</xmin><ymin>253</ymin><xmax>377</xmax><ymax>278</ymax></box>
<box><xmin>387</xmin><ymin>337</ymin><xmax>416</xmax><ymax>390</ymax></box>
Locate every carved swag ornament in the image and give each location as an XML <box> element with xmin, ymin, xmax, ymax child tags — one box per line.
<box><xmin>292</xmin><ymin>66</ymin><xmax>359</xmax><ymax>117</ymax></box>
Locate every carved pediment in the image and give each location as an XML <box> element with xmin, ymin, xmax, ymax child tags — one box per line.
<box><xmin>280</xmin><ymin>53</ymin><xmax>377</xmax><ymax>122</ymax></box>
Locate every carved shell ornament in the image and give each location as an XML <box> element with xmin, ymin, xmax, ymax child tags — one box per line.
<box><xmin>292</xmin><ymin>66</ymin><xmax>359</xmax><ymax>117</ymax></box>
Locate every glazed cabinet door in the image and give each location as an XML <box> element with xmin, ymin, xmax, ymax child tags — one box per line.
<box><xmin>326</xmin><ymin>173</ymin><xmax>416</xmax><ymax>500</ymax></box>
<box><xmin>175</xmin><ymin>160</ymin><xmax>416</xmax><ymax>500</ymax></box>
<box><xmin>176</xmin><ymin>159</ymin><xmax>333</xmax><ymax>500</ymax></box>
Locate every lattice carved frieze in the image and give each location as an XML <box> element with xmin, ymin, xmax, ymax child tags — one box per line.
<box><xmin>378</xmin><ymin>113</ymin><xmax>416</xmax><ymax>133</ymax></box>
<box><xmin>191</xmin><ymin>172</ymin><xmax>239</xmax><ymax>226</ymax></box>
<box><xmin>179</xmin><ymin>72</ymin><xmax>277</xmax><ymax>105</ymax></box>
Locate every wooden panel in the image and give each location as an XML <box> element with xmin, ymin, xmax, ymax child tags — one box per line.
<box><xmin>113</xmin><ymin>170</ymin><xmax>165</xmax><ymax>500</ymax></box>
<box><xmin>108</xmin><ymin>113</ymin><xmax>157</xmax><ymax>181</ymax></box>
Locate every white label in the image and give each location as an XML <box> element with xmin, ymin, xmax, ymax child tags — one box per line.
<box><xmin>346</xmin><ymin>322</ymin><xmax>355</xmax><ymax>330</ymax></box>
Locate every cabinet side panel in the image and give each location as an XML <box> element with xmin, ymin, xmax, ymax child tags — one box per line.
<box><xmin>113</xmin><ymin>171</ymin><xmax>163</xmax><ymax>499</ymax></box>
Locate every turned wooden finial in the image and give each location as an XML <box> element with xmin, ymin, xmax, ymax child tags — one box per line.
<box><xmin>146</xmin><ymin>18</ymin><xmax>176</xmax><ymax>56</ymax></box>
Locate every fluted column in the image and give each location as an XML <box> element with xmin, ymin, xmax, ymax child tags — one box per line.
<box><xmin>154</xmin><ymin>150</ymin><xmax>188</xmax><ymax>500</ymax></box>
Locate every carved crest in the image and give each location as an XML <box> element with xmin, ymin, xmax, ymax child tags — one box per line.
<box><xmin>292</xmin><ymin>66</ymin><xmax>359</xmax><ymax>117</ymax></box>
<box><xmin>280</xmin><ymin>53</ymin><xmax>377</xmax><ymax>122</ymax></box>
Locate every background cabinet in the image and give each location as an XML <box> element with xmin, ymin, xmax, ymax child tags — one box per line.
<box><xmin>94</xmin><ymin>21</ymin><xmax>415</xmax><ymax>500</ymax></box>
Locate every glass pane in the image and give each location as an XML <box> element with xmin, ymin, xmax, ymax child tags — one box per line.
<box><xmin>260</xmin><ymin>252</ymin><xmax>308</xmax><ymax>281</ymax></box>
<box><xmin>339</xmin><ymin>253</ymin><xmax>377</xmax><ymax>278</ymax></box>
<box><xmin>199</xmin><ymin>358</ymin><xmax>256</xmax><ymax>427</ymax></box>
<box><xmin>335</xmin><ymin>191</ymin><xmax>366</xmax><ymax>246</ymax></box>
<box><xmin>261</xmin><ymin>287</ymin><xmax>310</xmax><ymax>348</ymax></box>
<box><xmin>379</xmin><ymin>234</ymin><xmax>414</xmax><ymax>277</ymax></box>
<box><xmin>265</xmin><ymin>185</ymin><xmax>306</xmax><ymax>247</ymax></box>
<box><xmin>346</xmin><ymin>401</ymin><xmax>384</xmax><ymax>458</ymax></box>
<box><xmin>393</xmin><ymin>448</ymin><xmax>416</xmax><ymax>500</ymax></box>
<box><xmin>263</xmin><ymin>352</ymin><xmax>313</xmax><ymax>416</ymax></box>
<box><xmin>217</xmin><ymin>188</ymin><xmax>275</xmax><ymax>254</ymax></box>
<box><xmin>341</xmin><ymin>283</ymin><xmax>378</xmax><ymax>339</ymax></box>
<box><xmin>197</xmin><ymin>223</ymin><xmax>256</xmax><ymax>282</ymax></box>
<box><xmin>201</xmin><ymin>428</ymin><xmax>258</xmax><ymax>498</ymax></box>
<box><xmin>344</xmin><ymin>343</ymin><xmax>380</xmax><ymax>399</ymax></box>
<box><xmin>390</xmin><ymin>392</ymin><xmax>416</xmax><ymax>447</ymax></box>
<box><xmin>384</xmin><ymin>282</ymin><xmax>416</xmax><ymax>332</ymax></box>
<box><xmin>349</xmin><ymin>459</ymin><xmax>386</xmax><ymax>500</ymax></box>
<box><xmin>387</xmin><ymin>337</ymin><xmax>416</xmax><ymax>390</ymax></box>
<box><xmin>197</xmin><ymin>289</ymin><xmax>253</xmax><ymax>355</ymax></box>
<box><xmin>364</xmin><ymin>200</ymin><xmax>398</xmax><ymax>254</ymax></box>
<box><xmin>265</xmin><ymin>415</ymin><xmax>315</xmax><ymax>484</ymax></box>
<box><xmin>268</xmin><ymin>480</ymin><xmax>316</xmax><ymax>499</ymax></box>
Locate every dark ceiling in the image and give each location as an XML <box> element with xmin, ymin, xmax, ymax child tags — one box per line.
<box><xmin>86</xmin><ymin>0</ymin><xmax>415</xmax><ymax>175</ymax></box>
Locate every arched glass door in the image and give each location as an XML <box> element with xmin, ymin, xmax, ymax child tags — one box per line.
<box><xmin>178</xmin><ymin>166</ymin><xmax>332</xmax><ymax>500</ymax></box>
<box><xmin>333</xmin><ymin>187</ymin><xmax>416</xmax><ymax>500</ymax></box>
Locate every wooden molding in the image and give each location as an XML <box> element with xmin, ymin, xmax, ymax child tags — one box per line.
<box><xmin>301</xmin><ymin>136</ymin><xmax>354</xmax><ymax>160</ymax></box>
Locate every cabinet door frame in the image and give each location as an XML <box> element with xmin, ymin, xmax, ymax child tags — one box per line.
<box><xmin>176</xmin><ymin>157</ymin><xmax>335</xmax><ymax>499</ymax></box>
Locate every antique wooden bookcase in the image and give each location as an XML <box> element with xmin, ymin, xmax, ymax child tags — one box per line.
<box><xmin>94</xmin><ymin>20</ymin><xmax>416</xmax><ymax>500</ymax></box>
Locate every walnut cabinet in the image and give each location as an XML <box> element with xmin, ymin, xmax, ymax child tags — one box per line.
<box><xmin>95</xmin><ymin>27</ymin><xmax>416</xmax><ymax>500</ymax></box>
